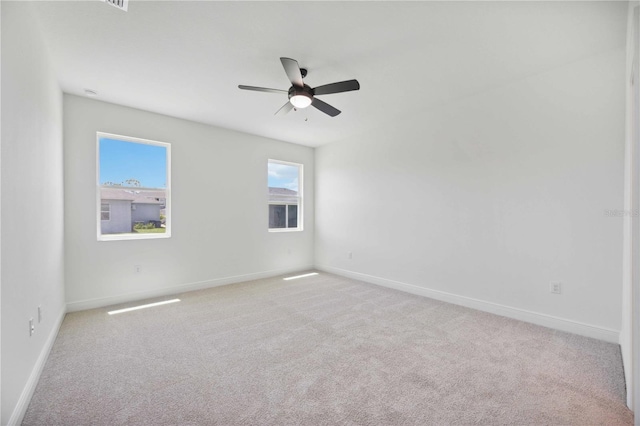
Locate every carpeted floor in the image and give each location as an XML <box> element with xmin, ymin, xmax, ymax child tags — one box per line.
<box><xmin>23</xmin><ymin>272</ymin><xmax>633</xmax><ymax>425</ymax></box>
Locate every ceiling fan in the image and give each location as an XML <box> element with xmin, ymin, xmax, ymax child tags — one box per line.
<box><xmin>238</xmin><ymin>57</ymin><xmax>360</xmax><ymax>117</ymax></box>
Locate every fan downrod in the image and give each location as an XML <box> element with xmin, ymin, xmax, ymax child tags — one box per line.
<box><xmin>300</xmin><ymin>68</ymin><xmax>308</xmax><ymax>79</ymax></box>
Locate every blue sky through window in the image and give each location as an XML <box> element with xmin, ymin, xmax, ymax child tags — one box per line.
<box><xmin>268</xmin><ymin>162</ymin><xmax>299</xmax><ymax>192</ymax></box>
<box><xmin>99</xmin><ymin>137</ymin><xmax>167</xmax><ymax>188</ymax></box>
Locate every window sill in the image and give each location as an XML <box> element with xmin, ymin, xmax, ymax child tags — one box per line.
<box><xmin>98</xmin><ymin>232</ymin><xmax>172</xmax><ymax>242</ymax></box>
<box><xmin>268</xmin><ymin>228</ymin><xmax>303</xmax><ymax>233</ymax></box>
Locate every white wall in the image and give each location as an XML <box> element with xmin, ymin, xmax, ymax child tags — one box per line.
<box><xmin>1</xmin><ymin>3</ymin><xmax>66</xmax><ymax>424</ymax></box>
<box><xmin>621</xmin><ymin>1</ymin><xmax>640</xmax><ymax>410</ymax></box>
<box><xmin>316</xmin><ymin>45</ymin><xmax>626</xmax><ymax>341</ymax></box>
<box><xmin>64</xmin><ymin>95</ymin><xmax>314</xmax><ymax>310</ymax></box>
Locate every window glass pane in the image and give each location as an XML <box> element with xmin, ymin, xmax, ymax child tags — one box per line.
<box><xmin>269</xmin><ymin>205</ymin><xmax>286</xmax><ymax>229</ymax></box>
<box><xmin>288</xmin><ymin>204</ymin><xmax>298</xmax><ymax>228</ymax></box>
<box><xmin>100</xmin><ymin>187</ymin><xmax>165</xmax><ymax>234</ymax></box>
<box><xmin>268</xmin><ymin>163</ymin><xmax>298</xmax><ymax>191</ymax></box>
<box><xmin>268</xmin><ymin>162</ymin><xmax>299</xmax><ymax>204</ymax></box>
<box><xmin>100</xmin><ymin>138</ymin><xmax>167</xmax><ymax>188</ymax></box>
<box><xmin>98</xmin><ymin>134</ymin><xmax>170</xmax><ymax>240</ymax></box>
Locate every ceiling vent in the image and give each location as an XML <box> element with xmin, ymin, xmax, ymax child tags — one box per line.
<box><xmin>102</xmin><ymin>0</ymin><xmax>128</xmax><ymax>12</ymax></box>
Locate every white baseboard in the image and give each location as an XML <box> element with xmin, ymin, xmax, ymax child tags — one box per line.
<box><xmin>8</xmin><ymin>306</ymin><xmax>66</xmax><ymax>426</ymax></box>
<box><xmin>316</xmin><ymin>265</ymin><xmax>620</xmax><ymax>344</ymax></box>
<box><xmin>66</xmin><ymin>265</ymin><xmax>315</xmax><ymax>312</ymax></box>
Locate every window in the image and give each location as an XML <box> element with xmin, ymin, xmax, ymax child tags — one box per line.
<box><xmin>97</xmin><ymin>132</ymin><xmax>171</xmax><ymax>241</ymax></box>
<box><xmin>268</xmin><ymin>160</ymin><xmax>302</xmax><ymax>231</ymax></box>
<box><xmin>101</xmin><ymin>203</ymin><xmax>110</xmax><ymax>221</ymax></box>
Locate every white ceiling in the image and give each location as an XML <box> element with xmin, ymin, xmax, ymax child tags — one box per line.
<box><xmin>30</xmin><ymin>1</ymin><xmax>627</xmax><ymax>147</ymax></box>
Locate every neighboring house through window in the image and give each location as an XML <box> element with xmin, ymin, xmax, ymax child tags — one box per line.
<box><xmin>97</xmin><ymin>132</ymin><xmax>171</xmax><ymax>241</ymax></box>
<box><xmin>268</xmin><ymin>159</ymin><xmax>302</xmax><ymax>231</ymax></box>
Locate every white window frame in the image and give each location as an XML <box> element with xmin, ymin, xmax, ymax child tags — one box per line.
<box><xmin>268</xmin><ymin>159</ymin><xmax>303</xmax><ymax>232</ymax></box>
<box><xmin>96</xmin><ymin>132</ymin><xmax>171</xmax><ymax>241</ymax></box>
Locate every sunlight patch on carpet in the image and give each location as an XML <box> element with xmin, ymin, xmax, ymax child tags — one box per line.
<box><xmin>107</xmin><ymin>299</ymin><xmax>181</xmax><ymax>315</ymax></box>
<box><xmin>283</xmin><ymin>272</ymin><xmax>319</xmax><ymax>281</ymax></box>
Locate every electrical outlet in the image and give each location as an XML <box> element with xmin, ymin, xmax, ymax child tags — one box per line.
<box><xmin>29</xmin><ymin>318</ymin><xmax>34</xmax><ymax>336</ymax></box>
<box><xmin>134</xmin><ymin>265</ymin><xmax>141</xmax><ymax>274</ymax></box>
<box><xmin>550</xmin><ymin>281</ymin><xmax>562</xmax><ymax>294</ymax></box>
<box><xmin>38</xmin><ymin>306</ymin><xmax>42</xmax><ymax>323</ymax></box>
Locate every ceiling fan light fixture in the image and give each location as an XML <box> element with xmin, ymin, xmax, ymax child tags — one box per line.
<box><xmin>290</xmin><ymin>93</ymin><xmax>312</xmax><ymax>109</ymax></box>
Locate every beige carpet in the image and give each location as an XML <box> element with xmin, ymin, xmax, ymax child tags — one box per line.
<box><xmin>23</xmin><ymin>272</ymin><xmax>632</xmax><ymax>425</ymax></box>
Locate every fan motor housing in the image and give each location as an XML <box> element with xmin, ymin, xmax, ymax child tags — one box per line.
<box><xmin>288</xmin><ymin>84</ymin><xmax>314</xmax><ymax>100</ymax></box>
